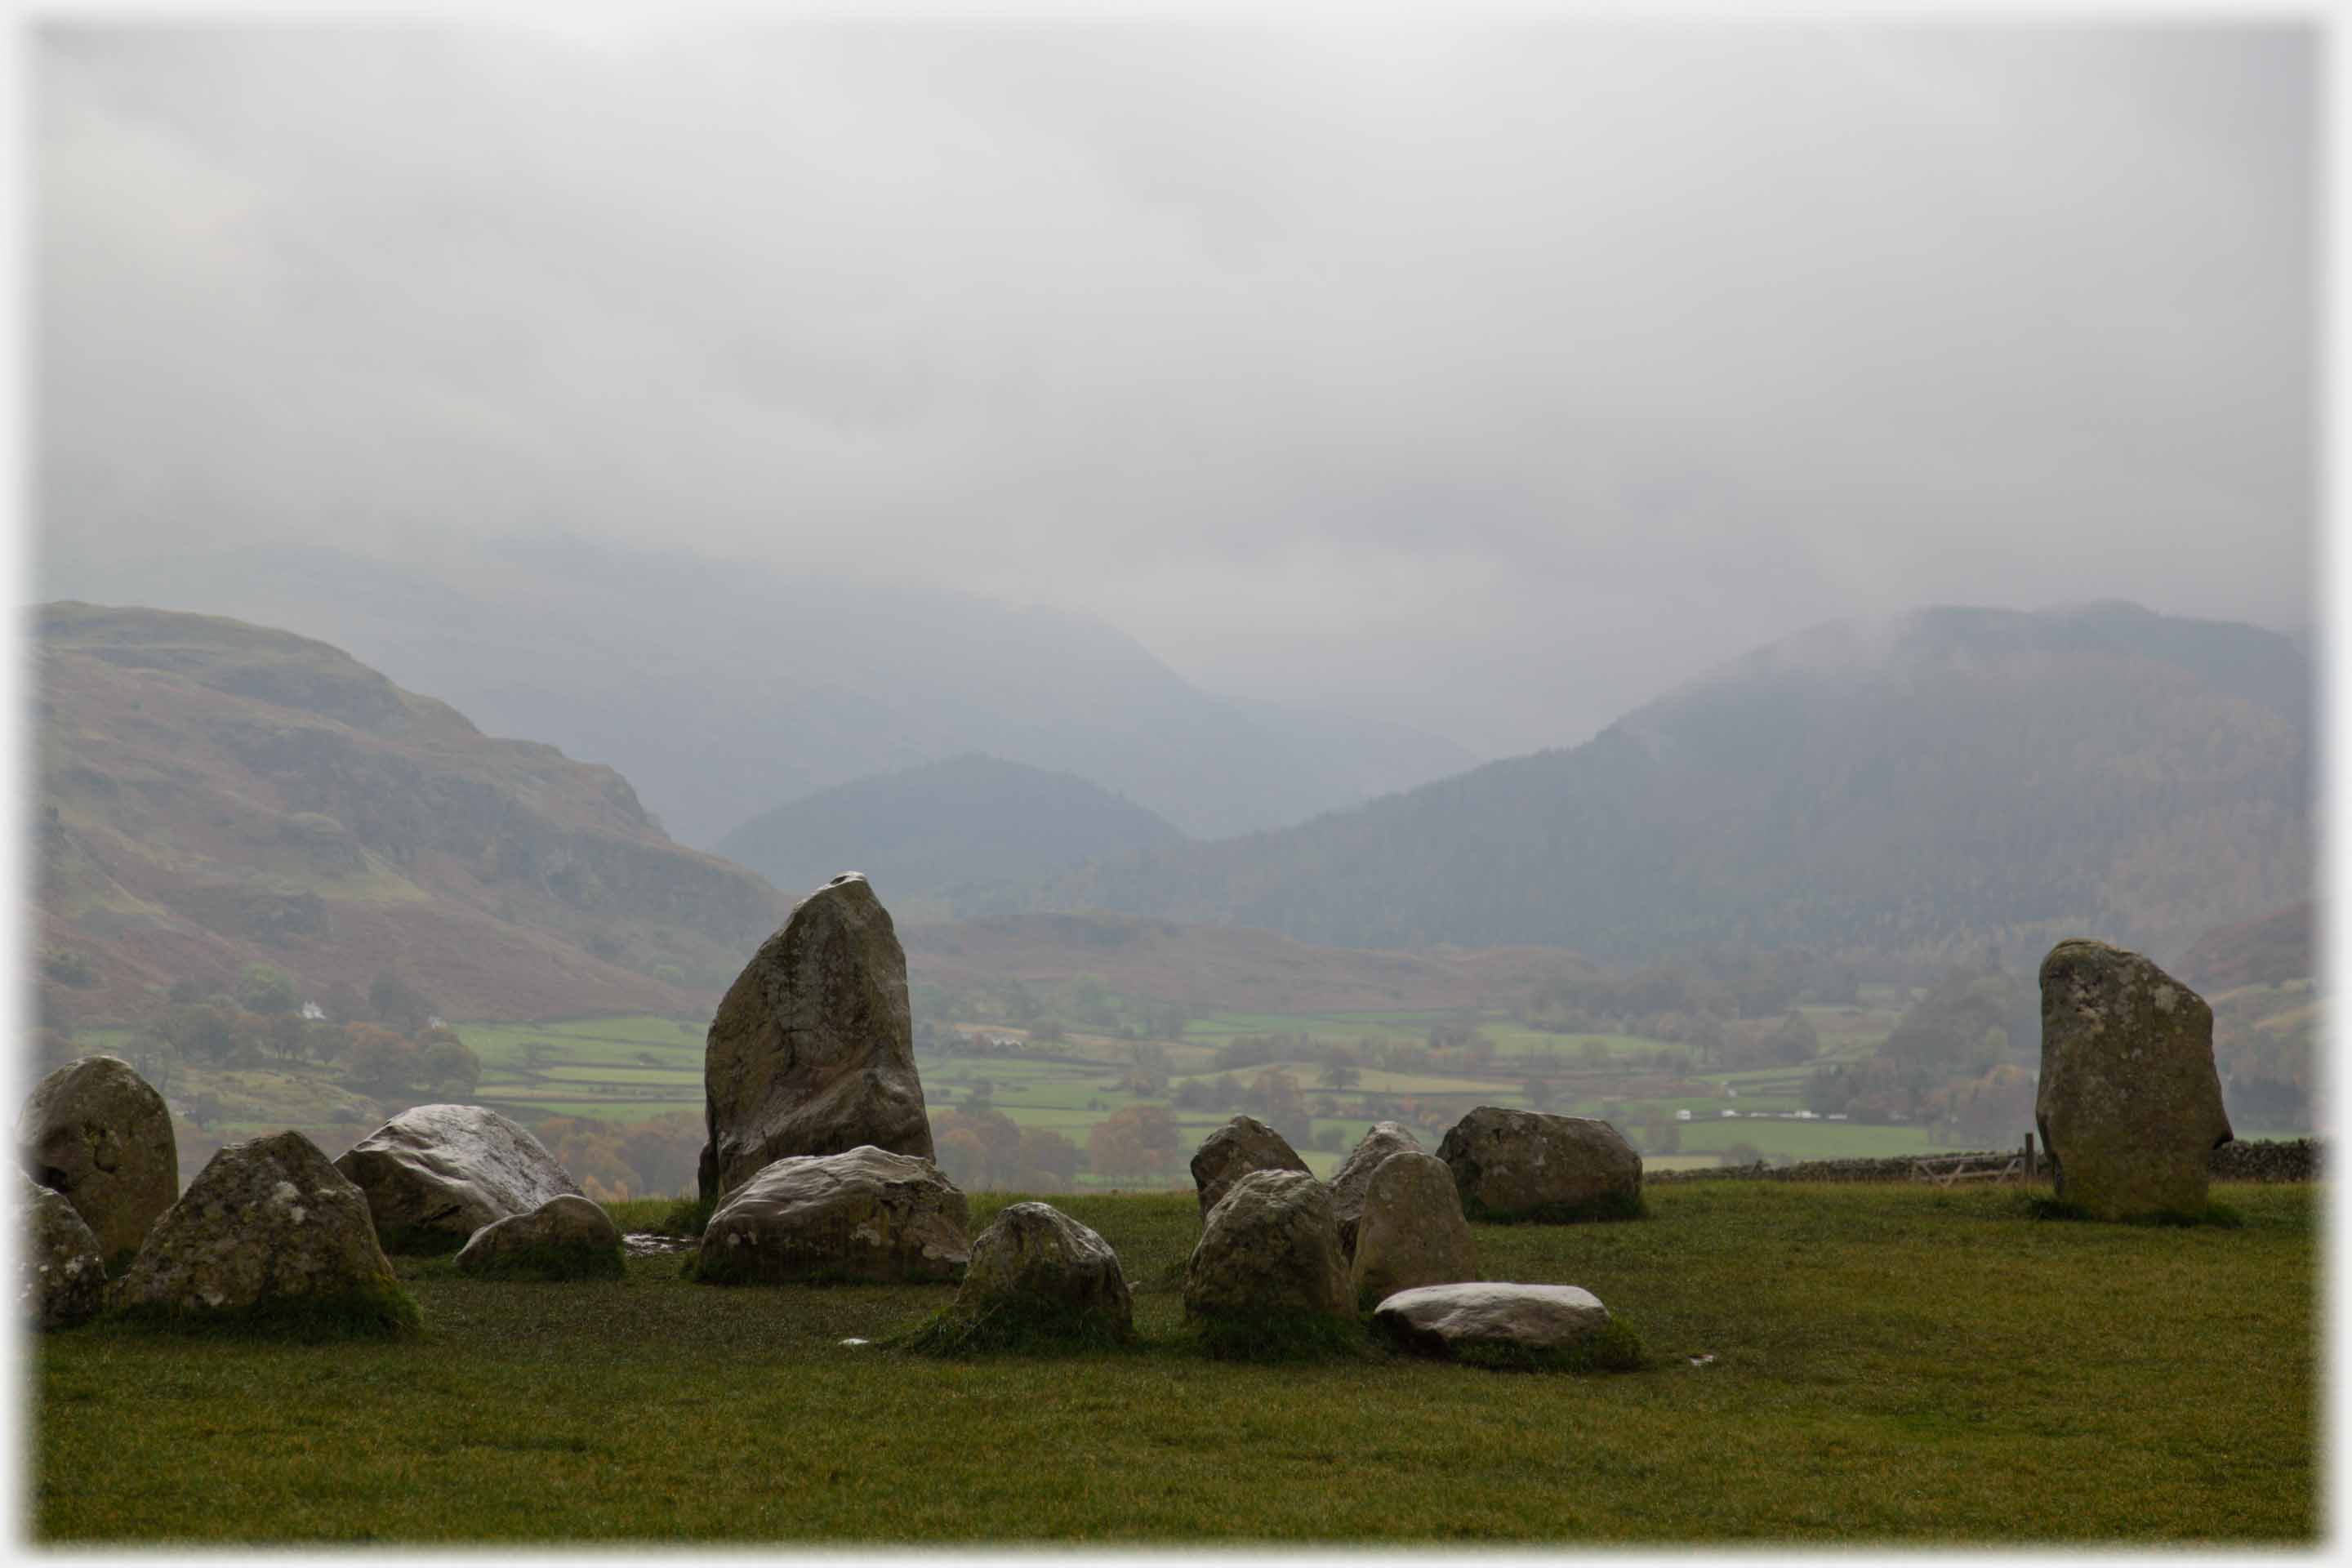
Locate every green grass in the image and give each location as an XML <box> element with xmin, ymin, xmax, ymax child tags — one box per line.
<box><xmin>30</xmin><ymin>1182</ymin><xmax>2316</xmax><ymax>1544</ymax></box>
<box><xmin>457</xmin><ymin>1242</ymin><xmax>627</xmax><ymax>1282</ymax></box>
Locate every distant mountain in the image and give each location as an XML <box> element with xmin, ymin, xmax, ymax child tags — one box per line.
<box><xmin>43</xmin><ymin>540</ymin><xmax>1482</xmax><ymax>847</ymax></box>
<box><xmin>1047</xmin><ymin>603</ymin><xmax>2313</xmax><ymax>965</ymax></box>
<box><xmin>34</xmin><ymin>602</ymin><xmax>785</xmax><ymax>1022</ymax></box>
<box><xmin>714</xmin><ymin>754</ymin><xmax>1184</xmax><ymax>916</ymax></box>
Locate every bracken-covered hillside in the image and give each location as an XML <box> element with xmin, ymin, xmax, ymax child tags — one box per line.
<box><xmin>34</xmin><ymin>602</ymin><xmax>785</xmax><ymax>1022</ymax></box>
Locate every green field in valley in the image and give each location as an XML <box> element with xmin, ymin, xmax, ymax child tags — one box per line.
<box><xmin>433</xmin><ymin>1009</ymin><xmax>1974</xmax><ymax>1178</ymax></box>
<box><xmin>31</xmin><ymin>1182</ymin><xmax>2317</xmax><ymax>1544</ymax></box>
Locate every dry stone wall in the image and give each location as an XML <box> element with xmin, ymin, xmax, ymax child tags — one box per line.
<box><xmin>1647</xmin><ymin>1138</ymin><xmax>2321</xmax><ymax>1186</ymax></box>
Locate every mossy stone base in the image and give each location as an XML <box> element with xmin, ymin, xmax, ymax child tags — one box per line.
<box><xmin>891</xmin><ymin>1299</ymin><xmax>1138</xmax><ymax>1356</ymax></box>
<box><xmin>109</xmin><ymin>1281</ymin><xmax>423</xmax><ymax>1341</ymax></box>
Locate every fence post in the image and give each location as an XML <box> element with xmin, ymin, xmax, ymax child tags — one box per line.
<box><xmin>2024</xmin><ymin>1131</ymin><xmax>2036</xmax><ymax>1181</ymax></box>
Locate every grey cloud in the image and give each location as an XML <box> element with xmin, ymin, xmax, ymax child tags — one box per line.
<box><xmin>38</xmin><ymin>19</ymin><xmax>2313</xmax><ymax>758</ymax></box>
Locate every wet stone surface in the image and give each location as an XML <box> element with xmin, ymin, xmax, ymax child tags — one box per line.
<box><xmin>621</xmin><ymin>1232</ymin><xmax>694</xmax><ymax>1257</ymax></box>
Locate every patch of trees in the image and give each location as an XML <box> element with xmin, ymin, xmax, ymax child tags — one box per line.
<box><xmin>929</xmin><ymin>1107</ymin><xmax>1082</xmax><ymax>1192</ymax></box>
<box><xmin>1086</xmin><ymin>1102</ymin><xmax>1182</xmax><ymax>1183</ymax></box>
<box><xmin>120</xmin><ymin>964</ymin><xmax>478</xmax><ymax>1109</ymax></box>
<box><xmin>528</xmin><ymin>1111</ymin><xmax>703</xmax><ymax>1203</ymax></box>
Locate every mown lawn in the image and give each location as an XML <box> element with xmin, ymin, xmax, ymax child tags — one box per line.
<box><xmin>31</xmin><ymin>1182</ymin><xmax>2316</xmax><ymax>1544</ymax></box>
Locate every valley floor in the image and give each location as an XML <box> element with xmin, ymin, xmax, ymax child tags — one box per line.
<box><xmin>30</xmin><ymin>1182</ymin><xmax>2316</xmax><ymax>1544</ymax></box>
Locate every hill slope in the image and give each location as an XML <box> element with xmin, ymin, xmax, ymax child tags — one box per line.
<box><xmin>714</xmin><ymin>755</ymin><xmax>1184</xmax><ymax>916</ymax></box>
<box><xmin>47</xmin><ymin>540</ymin><xmax>1482</xmax><ymax>846</ymax></box>
<box><xmin>2173</xmin><ymin>901</ymin><xmax>2314</xmax><ymax>993</ymax></box>
<box><xmin>1047</xmin><ymin>603</ymin><xmax>2312</xmax><ymax>964</ymax></box>
<box><xmin>34</xmin><ymin>602</ymin><xmax>785</xmax><ymax>1022</ymax></box>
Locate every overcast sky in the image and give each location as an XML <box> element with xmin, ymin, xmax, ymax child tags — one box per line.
<box><xmin>36</xmin><ymin>16</ymin><xmax>2314</xmax><ymax>758</ymax></box>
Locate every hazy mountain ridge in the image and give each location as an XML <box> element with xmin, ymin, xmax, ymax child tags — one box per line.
<box><xmin>715</xmin><ymin>754</ymin><xmax>1184</xmax><ymax>917</ymax></box>
<box><xmin>35</xmin><ymin>601</ymin><xmax>786</xmax><ymax>1022</ymax></box>
<box><xmin>44</xmin><ymin>539</ymin><xmax>1484</xmax><ymax>847</ymax></box>
<box><xmin>1044</xmin><ymin>603</ymin><xmax>2312</xmax><ymax>965</ymax></box>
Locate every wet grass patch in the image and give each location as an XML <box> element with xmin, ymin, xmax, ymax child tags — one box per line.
<box><xmin>458</xmin><ymin>1243</ymin><xmax>626</xmax><ymax>1282</ymax></box>
<box><xmin>31</xmin><ymin>1182</ymin><xmax>2317</xmax><ymax>1545</ymax></box>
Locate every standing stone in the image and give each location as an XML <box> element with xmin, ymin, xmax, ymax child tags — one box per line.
<box><xmin>1329</xmin><ymin>1120</ymin><xmax>1423</xmax><ymax>1256</ymax></box>
<box><xmin>2038</xmin><ymin>938</ymin><xmax>2233</xmax><ymax>1220</ymax></box>
<box><xmin>1437</xmin><ymin>1107</ymin><xmax>1643</xmax><ymax>1222</ymax></box>
<box><xmin>696</xmin><ymin>1145</ymin><xmax>969</xmax><ymax>1285</ymax></box>
<box><xmin>1189</xmin><ymin>1115</ymin><xmax>1312</xmax><ymax>1217</ymax></box>
<box><xmin>698</xmin><ymin>874</ymin><xmax>933</xmax><ymax>1206</ymax></box>
<box><xmin>114</xmin><ymin>1131</ymin><xmax>412</xmax><ymax>1331</ymax></box>
<box><xmin>17</xmin><ymin>1055</ymin><xmax>178</xmax><ymax>1267</ymax></box>
<box><xmin>1349</xmin><ymin>1151</ymin><xmax>1477</xmax><ymax>1307</ymax></box>
<box><xmin>944</xmin><ymin>1201</ymin><xmax>1134</xmax><ymax>1343</ymax></box>
<box><xmin>334</xmin><ymin>1103</ymin><xmax>582</xmax><ymax>1253</ymax></box>
<box><xmin>455</xmin><ymin>1194</ymin><xmax>625</xmax><ymax>1280</ymax></box>
<box><xmin>20</xmin><ymin>1171</ymin><xmax>108</xmax><ymax>1330</ymax></box>
<box><xmin>1183</xmin><ymin>1169</ymin><xmax>1349</xmax><ymax>1325</ymax></box>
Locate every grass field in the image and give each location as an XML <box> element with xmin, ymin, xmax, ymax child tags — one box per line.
<box><xmin>32</xmin><ymin>1181</ymin><xmax>2314</xmax><ymax>1544</ymax></box>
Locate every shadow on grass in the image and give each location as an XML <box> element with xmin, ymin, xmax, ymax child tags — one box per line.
<box><xmin>1180</xmin><ymin>1309</ymin><xmax>1379</xmax><ymax>1364</ymax></box>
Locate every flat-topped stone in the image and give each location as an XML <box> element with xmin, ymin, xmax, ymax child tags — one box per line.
<box><xmin>697</xmin><ymin>1144</ymin><xmax>969</xmax><ymax>1285</ymax></box>
<box><xmin>1373</xmin><ymin>1281</ymin><xmax>1612</xmax><ymax>1356</ymax></box>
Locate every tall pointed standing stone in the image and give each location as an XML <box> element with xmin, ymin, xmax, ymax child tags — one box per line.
<box><xmin>2037</xmin><ymin>938</ymin><xmax>2233</xmax><ymax>1220</ymax></box>
<box><xmin>698</xmin><ymin>874</ymin><xmax>934</xmax><ymax>1206</ymax></box>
